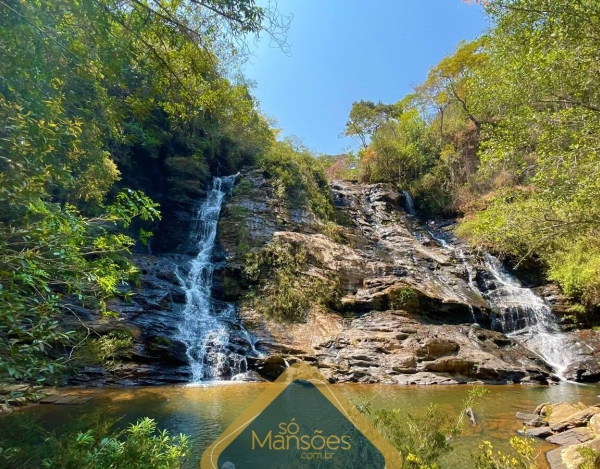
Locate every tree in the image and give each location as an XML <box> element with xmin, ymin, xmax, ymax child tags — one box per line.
<box><xmin>0</xmin><ymin>0</ymin><xmax>282</xmax><ymax>382</ymax></box>
<box><xmin>343</xmin><ymin>100</ymin><xmax>403</xmax><ymax>148</ymax></box>
<box><xmin>458</xmin><ymin>0</ymin><xmax>600</xmax><ymax>307</ymax></box>
<box><xmin>418</xmin><ymin>37</ymin><xmax>488</xmax><ymax>134</ymax></box>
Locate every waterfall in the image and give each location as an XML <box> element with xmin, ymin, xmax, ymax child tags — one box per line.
<box><xmin>482</xmin><ymin>254</ymin><xmax>572</xmax><ymax>378</ymax></box>
<box><xmin>402</xmin><ymin>190</ymin><xmax>416</xmax><ymax>215</ymax></box>
<box><xmin>176</xmin><ymin>175</ymin><xmax>255</xmax><ymax>381</ymax></box>
<box><xmin>424</xmin><ymin>221</ymin><xmax>573</xmax><ymax>378</ymax></box>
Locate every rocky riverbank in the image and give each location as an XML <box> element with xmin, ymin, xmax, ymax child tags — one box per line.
<box><xmin>516</xmin><ymin>401</ymin><xmax>600</xmax><ymax>468</ymax></box>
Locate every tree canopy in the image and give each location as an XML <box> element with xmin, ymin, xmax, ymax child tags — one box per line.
<box><xmin>0</xmin><ymin>0</ymin><xmax>286</xmax><ymax>382</ymax></box>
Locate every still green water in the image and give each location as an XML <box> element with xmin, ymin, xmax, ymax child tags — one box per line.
<box><xmin>12</xmin><ymin>382</ymin><xmax>600</xmax><ymax>468</ymax></box>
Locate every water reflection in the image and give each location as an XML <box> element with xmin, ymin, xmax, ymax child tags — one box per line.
<box><xmin>10</xmin><ymin>382</ymin><xmax>600</xmax><ymax>469</ymax></box>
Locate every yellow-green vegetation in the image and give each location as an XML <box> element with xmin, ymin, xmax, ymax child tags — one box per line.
<box><xmin>321</xmin><ymin>221</ymin><xmax>348</xmax><ymax>244</ymax></box>
<box><xmin>363</xmin><ymin>386</ymin><xmax>543</xmax><ymax>469</ymax></box>
<box><xmin>88</xmin><ymin>332</ymin><xmax>134</xmax><ymax>368</ymax></box>
<box><xmin>362</xmin><ymin>386</ymin><xmax>493</xmax><ymax>469</ymax></box>
<box><xmin>259</xmin><ymin>139</ymin><xmax>334</xmax><ymax>221</ymax></box>
<box><xmin>338</xmin><ymin>0</ymin><xmax>600</xmax><ymax>312</ymax></box>
<box><xmin>578</xmin><ymin>447</ymin><xmax>600</xmax><ymax>469</ymax></box>
<box><xmin>244</xmin><ymin>238</ymin><xmax>339</xmax><ymax>322</ymax></box>
<box><xmin>0</xmin><ymin>0</ymin><xmax>287</xmax><ymax>383</ymax></box>
<box><xmin>473</xmin><ymin>438</ymin><xmax>539</xmax><ymax>469</ymax></box>
<box><xmin>390</xmin><ymin>286</ymin><xmax>419</xmax><ymax>310</ymax></box>
<box><xmin>45</xmin><ymin>418</ymin><xmax>188</xmax><ymax>469</ymax></box>
<box><xmin>0</xmin><ymin>415</ymin><xmax>188</xmax><ymax>469</ymax></box>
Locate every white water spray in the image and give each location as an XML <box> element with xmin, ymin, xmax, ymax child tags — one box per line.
<box><xmin>424</xmin><ymin>220</ymin><xmax>574</xmax><ymax>378</ymax></box>
<box><xmin>402</xmin><ymin>190</ymin><xmax>416</xmax><ymax>215</ymax></box>
<box><xmin>482</xmin><ymin>255</ymin><xmax>573</xmax><ymax>378</ymax></box>
<box><xmin>176</xmin><ymin>175</ymin><xmax>256</xmax><ymax>381</ymax></box>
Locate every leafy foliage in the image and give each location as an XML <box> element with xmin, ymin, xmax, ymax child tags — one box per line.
<box><xmin>244</xmin><ymin>238</ymin><xmax>339</xmax><ymax>322</ymax></box>
<box><xmin>361</xmin><ymin>386</ymin><xmax>489</xmax><ymax>469</ymax></box>
<box><xmin>0</xmin><ymin>0</ymin><xmax>282</xmax><ymax>382</ymax></box>
<box><xmin>343</xmin><ymin>100</ymin><xmax>403</xmax><ymax>148</ymax></box>
<box><xmin>44</xmin><ymin>417</ymin><xmax>189</xmax><ymax>469</ymax></box>
<box><xmin>88</xmin><ymin>331</ymin><xmax>135</xmax><ymax>368</ymax></box>
<box><xmin>472</xmin><ymin>437</ymin><xmax>540</xmax><ymax>469</ymax></box>
<box><xmin>259</xmin><ymin>139</ymin><xmax>334</xmax><ymax>220</ymax></box>
<box><xmin>0</xmin><ymin>414</ymin><xmax>188</xmax><ymax>469</ymax></box>
<box><xmin>578</xmin><ymin>446</ymin><xmax>600</xmax><ymax>469</ymax></box>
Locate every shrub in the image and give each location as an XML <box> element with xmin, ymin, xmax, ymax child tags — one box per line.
<box><xmin>243</xmin><ymin>239</ymin><xmax>339</xmax><ymax>322</ymax></box>
<box><xmin>472</xmin><ymin>437</ymin><xmax>540</xmax><ymax>469</ymax></box>
<box><xmin>0</xmin><ymin>415</ymin><xmax>189</xmax><ymax>469</ymax></box>
<box><xmin>258</xmin><ymin>139</ymin><xmax>334</xmax><ymax>221</ymax></box>
<box><xmin>44</xmin><ymin>417</ymin><xmax>188</xmax><ymax>469</ymax></box>
<box><xmin>361</xmin><ymin>385</ymin><xmax>490</xmax><ymax>469</ymax></box>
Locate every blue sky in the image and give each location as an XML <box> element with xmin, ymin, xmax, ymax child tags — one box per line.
<box><xmin>243</xmin><ymin>0</ymin><xmax>487</xmax><ymax>155</ymax></box>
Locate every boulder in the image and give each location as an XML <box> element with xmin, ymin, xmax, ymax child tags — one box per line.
<box><xmin>547</xmin><ymin>427</ymin><xmax>593</xmax><ymax>446</ymax></box>
<box><xmin>515</xmin><ymin>412</ymin><xmax>546</xmax><ymax>427</ymax></box>
<box><xmin>519</xmin><ymin>426</ymin><xmax>553</xmax><ymax>438</ymax></box>
<box><xmin>254</xmin><ymin>356</ymin><xmax>289</xmax><ymax>381</ymax></box>
<box><xmin>560</xmin><ymin>438</ymin><xmax>600</xmax><ymax>469</ymax></box>
<box><xmin>535</xmin><ymin>402</ymin><xmax>551</xmax><ymax>416</ymax></box>
<box><xmin>548</xmin><ymin>403</ymin><xmax>583</xmax><ymax>427</ymax></box>
<box><xmin>546</xmin><ymin>447</ymin><xmax>567</xmax><ymax>469</ymax></box>
<box><xmin>551</xmin><ymin>407</ymin><xmax>600</xmax><ymax>432</ymax></box>
<box><xmin>424</xmin><ymin>357</ymin><xmax>475</xmax><ymax>373</ymax></box>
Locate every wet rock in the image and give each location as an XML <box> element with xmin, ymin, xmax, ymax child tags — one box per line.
<box><xmin>546</xmin><ymin>427</ymin><xmax>593</xmax><ymax>446</ymax></box>
<box><xmin>519</xmin><ymin>426</ymin><xmax>553</xmax><ymax>438</ymax></box>
<box><xmin>254</xmin><ymin>356</ymin><xmax>289</xmax><ymax>381</ymax></box>
<box><xmin>144</xmin><ymin>336</ymin><xmax>188</xmax><ymax>365</ymax></box>
<box><xmin>231</xmin><ymin>371</ymin><xmax>267</xmax><ymax>382</ymax></box>
<box><xmin>562</xmin><ymin>330</ymin><xmax>600</xmax><ymax>383</ymax></box>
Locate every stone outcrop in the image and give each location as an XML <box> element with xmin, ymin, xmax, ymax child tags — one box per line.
<box><xmin>69</xmin><ymin>169</ymin><xmax>600</xmax><ymax>386</ymax></box>
<box><xmin>517</xmin><ymin>401</ymin><xmax>600</xmax><ymax>469</ymax></box>
<box><xmin>216</xmin><ymin>172</ymin><xmax>567</xmax><ymax>384</ymax></box>
<box><xmin>69</xmin><ymin>254</ymin><xmax>194</xmax><ymax>385</ymax></box>
<box><xmin>561</xmin><ymin>330</ymin><xmax>600</xmax><ymax>383</ymax></box>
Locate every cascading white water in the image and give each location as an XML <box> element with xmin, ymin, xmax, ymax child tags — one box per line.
<box><xmin>482</xmin><ymin>254</ymin><xmax>573</xmax><ymax>378</ymax></box>
<box><xmin>176</xmin><ymin>175</ymin><xmax>254</xmax><ymax>382</ymax></box>
<box><xmin>423</xmin><ymin>219</ymin><xmax>574</xmax><ymax>378</ymax></box>
<box><xmin>402</xmin><ymin>190</ymin><xmax>416</xmax><ymax>215</ymax></box>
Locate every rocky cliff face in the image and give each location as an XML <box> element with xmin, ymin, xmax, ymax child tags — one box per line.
<box><xmin>73</xmin><ymin>169</ymin><xmax>600</xmax><ymax>385</ymax></box>
<box><xmin>214</xmin><ymin>171</ymin><xmax>599</xmax><ymax>384</ymax></box>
